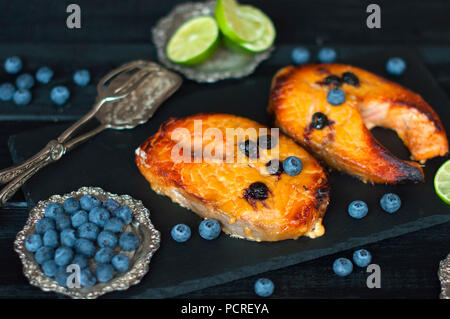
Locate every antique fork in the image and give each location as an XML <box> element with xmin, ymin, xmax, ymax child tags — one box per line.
<box><xmin>0</xmin><ymin>60</ymin><xmax>182</xmax><ymax>206</ymax></box>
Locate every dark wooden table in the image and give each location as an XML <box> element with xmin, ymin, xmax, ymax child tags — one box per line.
<box><xmin>0</xmin><ymin>0</ymin><xmax>449</xmax><ymax>299</ymax></box>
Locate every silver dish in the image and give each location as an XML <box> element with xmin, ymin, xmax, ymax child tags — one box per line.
<box><xmin>152</xmin><ymin>0</ymin><xmax>274</xmax><ymax>83</ymax></box>
<box><xmin>14</xmin><ymin>186</ymin><xmax>161</xmax><ymax>299</ymax></box>
<box><xmin>439</xmin><ymin>253</ymin><xmax>450</xmax><ymax>299</ymax></box>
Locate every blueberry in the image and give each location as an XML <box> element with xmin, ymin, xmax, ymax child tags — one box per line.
<box><xmin>54</xmin><ymin>247</ymin><xmax>74</xmax><ymax>266</ymax></box>
<box><xmin>348</xmin><ymin>200</ymin><xmax>368</xmax><ymax>219</ymax></box>
<box><xmin>80</xmin><ymin>194</ymin><xmax>101</xmax><ymax>211</ymax></box>
<box><xmin>323</xmin><ymin>75</ymin><xmax>342</xmax><ymax>87</ymax></box>
<box><xmin>0</xmin><ymin>83</ymin><xmax>15</xmax><ymax>101</ymax></box>
<box><xmin>380</xmin><ymin>193</ymin><xmax>401</xmax><ymax>213</ymax></box>
<box><xmin>71</xmin><ymin>254</ymin><xmax>89</xmax><ymax>269</ymax></box>
<box><xmin>13</xmin><ymin>89</ymin><xmax>31</xmax><ymax>106</ymax></box>
<box><xmin>244</xmin><ymin>182</ymin><xmax>270</xmax><ymax>201</ymax></box>
<box><xmin>35</xmin><ymin>217</ymin><xmax>56</xmax><ymax>234</ymax></box>
<box><xmin>43</xmin><ymin>229</ymin><xmax>59</xmax><ymax>248</ymax></box>
<box><xmin>34</xmin><ymin>246</ymin><xmax>55</xmax><ymax>265</ymax></box>
<box><xmin>16</xmin><ymin>73</ymin><xmax>34</xmax><ymax>90</ymax></box>
<box><xmin>4</xmin><ymin>56</ymin><xmax>22</xmax><ymax>74</ymax></box>
<box><xmin>50</xmin><ymin>85</ymin><xmax>70</xmax><ymax>105</ymax></box>
<box><xmin>254</xmin><ymin>278</ymin><xmax>274</xmax><ymax>297</ymax></box>
<box><xmin>291</xmin><ymin>47</ymin><xmax>310</xmax><ymax>65</ymax></box>
<box><xmin>119</xmin><ymin>232</ymin><xmax>139</xmax><ymax>251</ymax></box>
<box><xmin>386</xmin><ymin>57</ymin><xmax>406</xmax><ymax>76</ymax></box>
<box><xmin>311</xmin><ymin>112</ymin><xmax>329</xmax><ymax>130</ymax></box>
<box><xmin>63</xmin><ymin>197</ymin><xmax>80</xmax><ymax>215</ymax></box>
<box><xmin>35</xmin><ymin>66</ymin><xmax>54</xmax><ymax>84</ymax></box>
<box><xmin>171</xmin><ymin>224</ymin><xmax>191</xmax><ymax>243</ymax></box>
<box><xmin>55</xmin><ymin>267</ymin><xmax>70</xmax><ymax>287</ymax></box>
<box><xmin>55</xmin><ymin>214</ymin><xmax>71</xmax><ymax>231</ymax></box>
<box><xmin>25</xmin><ymin>233</ymin><xmax>42</xmax><ymax>252</ymax></box>
<box><xmin>327</xmin><ymin>88</ymin><xmax>346</xmax><ymax>106</ymax></box>
<box><xmin>78</xmin><ymin>222</ymin><xmax>100</xmax><ymax>241</ymax></box>
<box><xmin>353</xmin><ymin>249</ymin><xmax>372</xmax><ymax>268</ymax></box>
<box><xmin>42</xmin><ymin>260</ymin><xmax>58</xmax><ymax>277</ymax></box>
<box><xmin>239</xmin><ymin>139</ymin><xmax>259</xmax><ymax>159</ymax></box>
<box><xmin>103</xmin><ymin>198</ymin><xmax>120</xmax><ymax>213</ymax></box>
<box><xmin>112</xmin><ymin>254</ymin><xmax>130</xmax><ymax>272</ymax></box>
<box><xmin>266</xmin><ymin>159</ymin><xmax>283</xmax><ymax>176</ymax></box>
<box><xmin>318</xmin><ymin>47</ymin><xmax>337</xmax><ymax>63</ymax></box>
<box><xmin>73</xmin><ymin>69</ymin><xmax>91</xmax><ymax>86</ymax></box>
<box><xmin>60</xmin><ymin>228</ymin><xmax>77</xmax><ymax>247</ymax></box>
<box><xmin>95</xmin><ymin>247</ymin><xmax>115</xmax><ymax>264</ymax></box>
<box><xmin>71</xmin><ymin>210</ymin><xmax>89</xmax><ymax>228</ymax></box>
<box><xmin>114</xmin><ymin>206</ymin><xmax>133</xmax><ymax>224</ymax></box>
<box><xmin>198</xmin><ymin>219</ymin><xmax>221</xmax><ymax>240</ymax></box>
<box><xmin>74</xmin><ymin>238</ymin><xmax>96</xmax><ymax>257</ymax></box>
<box><xmin>333</xmin><ymin>257</ymin><xmax>353</xmax><ymax>276</ymax></box>
<box><xmin>104</xmin><ymin>217</ymin><xmax>124</xmax><ymax>233</ymax></box>
<box><xmin>258</xmin><ymin>135</ymin><xmax>277</xmax><ymax>149</ymax></box>
<box><xmin>342</xmin><ymin>72</ymin><xmax>359</xmax><ymax>86</ymax></box>
<box><xmin>96</xmin><ymin>263</ymin><xmax>115</xmax><ymax>283</ymax></box>
<box><xmin>80</xmin><ymin>268</ymin><xmax>97</xmax><ymax>287</ymax></box>
<box><xmin>282</xmin><ymin>156</ymin><xmax>303</xmax><ymax>176</ymax></box>
<box><xmin>97</xmin><ymin>231</ymin><xmax>117</xmax><ymax>248</ymax></box>
<box><xmin>44</xmin><ymin>202</ymin><xmax>64</xmax><ymax>219</ymax></box>
<box><xmin>89</xmin><ymin>207</ymin><xmax>110</xmax><ymax>227</ymax></box>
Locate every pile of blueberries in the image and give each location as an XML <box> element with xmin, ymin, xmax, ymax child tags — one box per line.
<box><xmin>0</xmin><ymin>55</ymin><xmax>91</xmax><ymax>106</ymax></box>
<box><xmin>25</xmin><ymin>194</ymin><xmax>140</xmax><ymax>288</ymax></box>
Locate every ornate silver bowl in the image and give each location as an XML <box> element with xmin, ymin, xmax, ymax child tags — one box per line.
<box><xmin>152</xmin><ymin>0</ymin><xmax>274</xmax><ymax>83</ymax></box>
<box><xmin>14</xmin><ymin>186</ymin><xmax>161</xmax><ymax>299</ymax></box>
<box><xmin>439</xmin><ymin>253</ymin><xmax>450</xmax><ymax>299</ymax></box>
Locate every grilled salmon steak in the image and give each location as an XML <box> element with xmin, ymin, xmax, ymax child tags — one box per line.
<box><xmin>135</xmin><ymin>113</ymin><xmax>329</xmax><ymax>241</ymax></box>
<box><xmin>268</xmin><ymin>64</ymin><xmax>448</xmax><ymax>184</ymax></box>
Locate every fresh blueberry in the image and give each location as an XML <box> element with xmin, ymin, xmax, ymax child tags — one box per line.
<box><xmin>89</xmin><ymin>207</ymin><xmax>110</xmax><ymax>227</ymax></box>
<box><xmin>35</xmin><ymin>217</ymin><xmax>56</xmax><ymax>234</ymax></box>
<box><xmin>54</xmin><ymin>247</ymin><xmax>74</xmax><ymax>266</ymax></box>
<box><xmin>318</xmin><ymin>47</ymin><xmax>337</xmax><ymax>63</ymax></box>
<box><xmin>0</xmin><ymin>83</ymin><xmax>15</xmax><ymax>101</ymax></box>
<box><xmin>291</xmin><ymin>47</ymin><xmax>310</xmax><ymax>65</ymax></box>
<box><xmin>43</xmin><ymin>229</ymin><xmax>59</xmax><ymax>248</ymax></box>
<box><xmin>71</xmin><ymin>254</ymin><xmax>89</xmax><ymax>269</ymax></box>
<box><xmin>386</xmin><ymin>57</ymin><xmax>406</xmax><ymax>76</ymax></box>
<box><xmin>55</xmin><ymin>267</ymin><xmax>70</xmax><ymax>287</ymax></box>
<box><xmin>97</xmin><ymin>231</ymin><xmax>117</xmax><ymax>248</ymax></box>
<box><xmin>63</xmin><ymin>197</ymin><xmax>80</xmax><ymax>215</ymax></box>
<box><xmin>16</xmin><ymin>73</ymin><xmax>34</xmax><ymax>90</ymax></box>
<box><xmin>171</xmin><ymin>224</ymin><xmax>191</xmax><ymax>243</ymax></box>
<box><xmin>50</xmin><ymin>85</ymin><xmax>70</xmax><ymax>105</ymax></box>
<box><xmin>348</xmin><ymin>200</ymin><xmax>368</xmax><ymax>219</ymax></box>
<box><xmin>60</xmin><ymin>228</ymin><xmax>77</xmax><ymax>247</ymax></box>
<box><xmin>25</xmin><ymin>233</ymin><xmax>42</xmax><ymax>252</ymax></box>
<box><xmin>333</xmin><ymin>257</ymin><xmax>353</xmax><ymax>276</ymax></box>
<box><xmin>42</xmin><ymin>260</ymin><xmax>58</xmax><ymax>277</ymax></box>
<box><xmin>44</xmin><ymin>202</ymin><xmax>64</xmax><ymax>219</ymax></box>
<box><xmin>103</xmin><ymin>198</ymin><xmax>120</xmax><ymax>213</ymax></box>
<box><xmin>78</xmin><ymin>222</ymin><xmax>100</xmax><ymax>241</ymax></box>
<box><xmin>96</xmin><ymin>263</ymin><xmax>115</xmax><ymax>283</ymax></box>
<box><xmin>353</xmin><ymin>249</ymin><xmax>372</xmax><ymax>268</ymax></box>
<box><xmin>73</xmin><ymin>69</ymin><xmax>91</xmax><ymax>86</ymax></box>
<box><xmin>74</xmin><ymin>238</ymin><xmax>96</xmax><ymax>257</ymax></box>
<box><xmin>80</xmin><ymin>194</ymin><xmax>101</xmax><ymax>211</ymax></box>
<box><xmin>380</xmin><ymin>193</ymin><xmax>401</xmax><ymax>213</ymax></box>
<box><xmin>4</xmin><ymin>56</ymin><xmax>22</xmax><ymax>74</ymax></box>
<box><xmin>13</xmin><ymin>89</ymin><xmax>31</xmax><ymax>106</ymax></box>
<box><xmin>104</xmin><ymin>217</ymin><xmax>124</xmax><ymax>233</ymax></box>
<box><xmin>71</xmin><ymin>210</ymin><xmax>89</xmax><ymax>228</ymax></box>
<box><xmin>95</xmin><ymin>247</ymin><xmax>115</xmax><ymax>264</ymax></box>
<box><xmin>35</xmin><ymin>66</ymin><xmax>54</xmax><ymax>84</ymax></box>
<box><xmin>283</xmin><ymin>156</ymin><xmax>303</xmax><ymax>176</ymax></box>
<box><xmin>198</xmin><ymin>219</ymin><xmax>221</xmax><ymax>240</ymax></box>
<box><xmin>55</xmin><ymin>214</ymin><xmax>71</xmax><ymax>231</ymax></box>
<box><xmin>34</xmin><ymin>246</ymin><xmax>55</xmax><ymax>265</ymax></box>
<box><xmin>112</xmin><ymin>254</ymin><xmax>130</xmax><ymax>272</ymax></box>
<box><xmin>119</xmin><ymin>232</ymin><xmax>139</xmax><ymax>251</ymax></box>
<box><xmin>114</xmin><ymin>206</ymin><xmax>133</xmax><ymax>224</ymax></box>
<box><xmin>80</xmin><ymin>268</ymin><xmax>97</xmax><ymax>287</ymax></box>
<box><xmin>254</xmin><ymin>278</ymin><xmax>274</xmax><ymax>297</ymax></box>
<box><xmin>327</xmin><ymin>88</ymin><xmax>346</xmax><ymax>106</ymax></box>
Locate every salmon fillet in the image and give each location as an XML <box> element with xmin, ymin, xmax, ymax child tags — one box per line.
<box><xmin>268</xmin><ymin>64</ymin><xmax>448</xmax><ymax>184</ymax></box>
<box><xmin>135</xmin><ymin>113</ymin><xmax>329</xmax><ymax>241</ymax></box>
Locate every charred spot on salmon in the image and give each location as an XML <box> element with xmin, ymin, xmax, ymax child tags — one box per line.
<box><xmin>311</xmin><ymin>112</ymin><xmax>329</xmax><ymax>129</ymax></box>
<box><xmin>342</xmin><ymin>72</ymin><xmax>360</xmax><ymax>86</ymax></box>
<box><xmin>239</xmin><ymin>139</ymin><xmax>259</xmax><ymax>159</ymax></box>
<box><xmin>258</xmin><ymin>134</ymin><xmax>278</xmax><ymax>149</ymax></box>
<box><xmin>323</xmin><ymin>75</ymin><xmax>342</xmax><ymax>87</ymax></box>
<box><xmin>266</xmin><ymin>160</ymin><xmax>283</xmax><ymax>176</ymax></box>
<box><xmin>244</xmin><ymin>182</ymin><xmax>269</xmax><ymax>202</ymax></box>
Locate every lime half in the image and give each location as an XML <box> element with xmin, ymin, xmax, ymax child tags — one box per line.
<box><xmin>166</xmin><ymin>16</ymin><xmax>220</xmax><ymax>66</ymax></box>
<box><xmin>215</xmin><ymin>0</ymin><xmax>266</xmax><ymax>44</ymax></box>
<box><xmin>434</xmin><ymin>159</ymin><xmax>450</xmax><ymax>204</ymax></box>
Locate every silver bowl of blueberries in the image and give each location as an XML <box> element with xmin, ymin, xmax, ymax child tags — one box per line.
<box><xmin>14</xmin><ymin>186</ymin><xmax>161</xmax><ymax>299</ymax></box>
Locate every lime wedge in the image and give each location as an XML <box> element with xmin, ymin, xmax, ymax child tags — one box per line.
<box><xmin>215</xmin><ymin>0</ymin><xmax>266</xmax><ymax>44</ymax></box>
<box><xmin>435</xmin><ymin>159</ymin><xmax>450</xmax><ymax>205</ymax></box>
<box><xmin>166</xmin><ymin>16</ymin><xmax>220</xmax><ymax>66</ymax></box>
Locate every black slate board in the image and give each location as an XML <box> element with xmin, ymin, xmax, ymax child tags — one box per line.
<box><xmin>8</xmin><ymin>47</ymin><xmax>450</xmax><ymax>298</ymax></box>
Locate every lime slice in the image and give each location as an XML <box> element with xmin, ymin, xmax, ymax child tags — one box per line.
<box><xmin>434</xmin><ymin>159</ymin><xmax>450</xmax><ymax>204</ymax></box>
<box><xmin>166</xmin><ymin>16</ymin><xmax>220</xmax><ymax>66</ymax></box>
<box><xmin>215</xmin><ymin>0</ymin><xmax>266</xmax><ymax>43</ymax></box>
